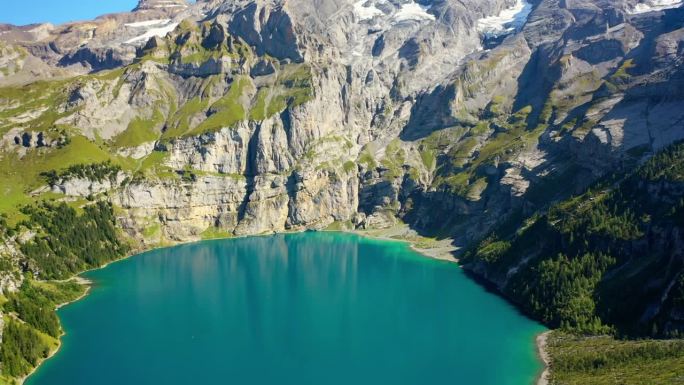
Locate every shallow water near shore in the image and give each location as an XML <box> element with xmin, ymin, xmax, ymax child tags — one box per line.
<box><xmin>26</xmin><ymin>232</ymin><xmax>545</xmax><ymax>385</ymax></box>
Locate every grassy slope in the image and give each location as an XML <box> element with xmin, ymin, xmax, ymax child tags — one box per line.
<box><xmin>111</xmin><ymin>110</ymin><xmax>165</xmax><ymax>148</ymax></box>
<box><xmin>548</xmin><ymin>332</ymin><xmax>684</xmax><ymax>385</ymax></box>
<box><xmin>0</xmin><ymin>136</ymin><xmax>124</xmax><ymax>222</ymax></box>
<box><xmin>189</xmin><ymin>76</ymin><xmax>251</xmax><ymax>136</ymax></box>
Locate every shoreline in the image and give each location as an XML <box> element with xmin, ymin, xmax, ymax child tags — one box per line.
<box><xmin>20</xmin><ymin>228</ymin><xmax>447</xmax><ymax>384</ymax></box>
<box><xmin>536</xmin><ymin>331</ymin><xmax>552</xmax><ymax>385</ymax></box>
<box><xmin>21</xmin><ymin>227</ymin><xmax>547</xmax><ymax>385</ymax></box>
<box><xmin>343</xmin><ymin>224</ymin><xmax>459</xmax><ymax>263</ymax></box>
<box><xmin>349</xmin><ymin>226</ymin><xmax>553</xmax><ymax>385</ymax></box>
<box><xmin>18</xmin><ymin>276</ymin><xmax>93</xmax><ymax>385</ymax></box>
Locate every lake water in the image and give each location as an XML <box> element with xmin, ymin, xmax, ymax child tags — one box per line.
<box><xmin>26</xmin><ymin>232</ymin><xmax>545</xmax><ymax>385</ymax></box>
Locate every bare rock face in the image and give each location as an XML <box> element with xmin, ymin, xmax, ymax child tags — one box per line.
<box><xmin>162</xmin><ymin>126</ymin><xmax>253</xmax><ymax>175</ymax></box>
<box><xmin>226</xmin><ymin>2</ymin><xmax>303</xmax><ymax>62</ymax></box>
<box><xmin>51</xmin><ymin>172</ymin><xmax>127</xmax><ymax>197</ymax></box>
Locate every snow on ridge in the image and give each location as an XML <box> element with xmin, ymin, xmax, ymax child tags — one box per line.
<box><xmin>125</xmin><ymin>19</ymin><xmax>171</xmax><ymax>28</ymax></box>
<box><xmin>354</xmin><ymin>0</ymin><xmax>384</xmax><ymax>20</ymax></box>
<box><xmin>393</xmin><ymin>2</ymin><xmax>435</xmax><ymax>23</ymax></box>
<box><xmin>125</xmin><ymin>22</ymin><xmax>179</xmax><ymax>44</ymax></box>
<box><xmin>628</xmin><ymin>0</ymin><xmax>683</xmax><ymax>14</ymax></box>
<box><xmin>477</xmin><ymin>0</ymin><xmax>532</xmax><ymax>38</ymax></box>
<box><xmin>353</xmin><ymin>0</ymin><xmax>435</xmax><ymax>24</ymax></box>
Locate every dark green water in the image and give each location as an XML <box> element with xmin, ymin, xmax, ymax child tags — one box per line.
<box><xmin>27</xmin><ymin>232</ymin><xmax>545</xmax><ymax>385</ymax></box>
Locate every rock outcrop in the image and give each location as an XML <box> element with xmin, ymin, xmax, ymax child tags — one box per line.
<box><xmin>134</xmin><ymin>0</ymin><xmax>189</xmax><ymax>11</ymax></box>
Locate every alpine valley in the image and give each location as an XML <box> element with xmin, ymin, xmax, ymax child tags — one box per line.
<box><xmin>1</xmin><ymin>0</ymin><xmax>684</xmax><ymax>384</ymax></box>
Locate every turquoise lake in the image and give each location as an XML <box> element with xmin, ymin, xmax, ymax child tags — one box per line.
<box><xmin>26</xmin><ymin>232</ymin><xmax>545</xmax><ymax>385</ymax></box>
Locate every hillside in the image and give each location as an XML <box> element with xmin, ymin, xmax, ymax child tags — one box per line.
<box><xmin>464</xmin><ymin>141</ymin><xmax>684</xmax><ymax>338</ymax></box>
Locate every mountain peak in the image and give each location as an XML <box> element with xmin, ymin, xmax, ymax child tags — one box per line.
<box><xmin>134</xmin><ymin>0</ymin><xmax>189</xmax><ymax>11</ymax></box>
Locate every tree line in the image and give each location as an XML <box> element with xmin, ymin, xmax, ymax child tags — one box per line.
<box><xmin>463</xmin><ymin>141</ymin><xmax>684</xmax><ymax>337</ymax></box>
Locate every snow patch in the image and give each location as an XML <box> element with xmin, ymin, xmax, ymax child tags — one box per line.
<box><xmin>354</xmin><ymin>0</ymin><xmax>384</xmax><ymax>20</ymax></box>
<box><xmin>477</xmin><ymin>0</ymin><xmax>532</xmax><ymax>37</ymax></box>
<box><xmin>125</xmin><ymin>22</ymin><xmax>179</xmax><ymax>44</ymax></box>
<box><xmin>353</xmin><ymin>0</ymin><xmax>435</xmax><ymax>24</ymax></box>
<box><xmin>628</xmin><ymin>0</ymin><xmax>683</xmax><ymax>14</ymax></box>
<box><xmin>393</xmin><ymin>2</ymin><xmax>435</xmax><ymax>23</ymax></box>
<box><xmin>125</xmin><ymin>19</ymin><xmax>171</xmax><ymax>28</ymax></box>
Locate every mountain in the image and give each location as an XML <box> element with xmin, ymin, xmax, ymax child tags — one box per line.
<box><xmin>464</xmin><ymin>141</ymin><xmax>684</xmax><ymax>337</ymax></box>
<box><xmin>1</xmin><ymin>0</ymin><xmax>684</xmax><ymax>382</ymax></box>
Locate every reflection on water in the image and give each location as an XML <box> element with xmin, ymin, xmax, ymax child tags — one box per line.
<box><xmin>28</xmin><ymin>232</ymin><xmax>545</xmax><ymax>385</ymax></box>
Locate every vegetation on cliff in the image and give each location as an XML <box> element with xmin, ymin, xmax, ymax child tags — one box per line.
<box><xmin>1</xmin><ymin>280</ymin><xmax>85</xmax><ymax>380</ymax></box>
<box><xmin>464</xmin><ymin>141</ymin><xmax>684</xmax><ymax>337</ymax></box>
<box><xmin>547</xmin><ymin>332</ymin><xmax>684</xmax><ymax>385</ymax></box>
<box><xmin>18</xmin><ymin>202</ymin><xmax>129</xmax><ymax>280</ymax></box>
<box><xmin>0</xmin><ymin>202</ymin><xmax>127</xmax><ymax>383</ymax></box>
<box><xmin>40</xmin><ymin>161</ymin><xmax>122</xmax><ymax>186</ymax></box>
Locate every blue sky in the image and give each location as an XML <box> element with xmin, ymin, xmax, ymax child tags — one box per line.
<box><xmin>2</xmin><ymin>0</ymin><xmax>141</xmax><ymax>26</ymax></box>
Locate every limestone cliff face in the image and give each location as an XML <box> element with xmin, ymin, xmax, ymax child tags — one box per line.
<box><xmin>114</xmin><ymin>167</ymin><xmax>359</xmax><ymax>242</ymax></box>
